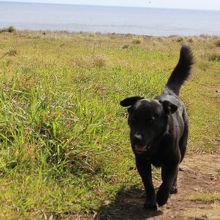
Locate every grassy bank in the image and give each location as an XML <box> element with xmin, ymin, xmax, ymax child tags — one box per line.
<box><xmin>0</xmin><ymin>30</ymin><xmax>219</xmax><ymax>219</ymax></box>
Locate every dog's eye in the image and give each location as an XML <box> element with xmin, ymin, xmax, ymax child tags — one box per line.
<box><xmin>149</xmin><ymin>115</ymin><xmax>158</xmax><ymax>122</ymax></box>
<box><xmin>146</xmin><ymin>117</ymin><xmax>155</xmax><ymax>123</ymax></box>
<box><xmin>149</xmin><ymin>116</ymin><xmax>155</xmax><ymax>122</ymax></box>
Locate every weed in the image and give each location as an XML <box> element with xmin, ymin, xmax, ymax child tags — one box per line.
<box><xmin>189</xmin><ymin>192</ymin><xmax>220</xmax><ymax>203</ymax></box>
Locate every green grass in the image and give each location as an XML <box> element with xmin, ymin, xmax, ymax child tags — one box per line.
<box><xmin>0</xmin><ymin>31</ymin><xmax>219</xmax><ymax>218</ymax></box>
<box><xmin>189</xmin><ymin>192</ymin><xmax>220</xmax><ymax>203</ymax></box>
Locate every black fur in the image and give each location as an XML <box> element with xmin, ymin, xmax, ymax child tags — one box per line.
<box><xmin>166</xmin><ymin>44</ymin><xmax>194</xmax><ymax>95</ymax></box>
<box><xmin>120</xmin><ymin>45</ymin><xmax>193</xmax><ymax>210</ymax></box>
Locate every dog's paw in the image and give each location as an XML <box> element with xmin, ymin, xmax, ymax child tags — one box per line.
<box><xmin>144</xmin><ymin>201</ymin><xmax>157</xmax><ymax>211</ymax></box>
<box><xmin>156</xmin><ymin>187</ymin><xmax>170</xmax><ymax>206</ymax></box>
<box><xmin>170</xmin><ymin>186</ymin><xmax>178</xmax><ymax>194</ymax></box>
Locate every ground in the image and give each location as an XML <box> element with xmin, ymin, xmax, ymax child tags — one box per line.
<box><xmin>0</xmin><ymin>30</ymin><xmax>220</xmax><ymax>219</ymax></box>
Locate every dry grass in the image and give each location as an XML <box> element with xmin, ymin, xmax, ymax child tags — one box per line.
<box><xmin>189</xmin><ymin>192</ymin><xmax>220</xmax><ymax>203</ymax></box>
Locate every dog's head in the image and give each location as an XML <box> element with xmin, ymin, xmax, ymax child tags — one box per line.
<box><xmin>120</xmin><ymin>96</ymin><xmax>177</xmax><ymax>155</ymax></box>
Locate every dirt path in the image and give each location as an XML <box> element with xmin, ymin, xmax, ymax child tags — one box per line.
<box><xmin>94</xmin><ymin>143</ymin><xmax>220</xmax><ymax>220</ymax></box>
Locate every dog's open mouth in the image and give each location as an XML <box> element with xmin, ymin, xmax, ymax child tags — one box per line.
<box><xmin>135</xmin><ymin>145</ymin><xmax>151</xmax><ymax>153</ymax></box>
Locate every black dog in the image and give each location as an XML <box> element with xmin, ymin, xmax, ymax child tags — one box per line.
<box><xmin>120</xmin><ymin>45</ymin><xmax>193</xmax><ymax>210</ymax></box>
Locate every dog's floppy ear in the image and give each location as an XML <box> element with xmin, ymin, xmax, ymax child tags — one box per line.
<box><xmin>161</xmin><ymin>100</ymin><xmax>178</xmax><ymax>115</ymax></box>
<box><xmin>120</xmin><ymin>96</ymin><xmax>144</xmax><ymax>107</ymax></box>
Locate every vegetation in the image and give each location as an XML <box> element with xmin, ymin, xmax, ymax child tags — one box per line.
<box><xmin>0</xmin><ymin>30</ymin><xmax>219</xmax><ymax>218</ymax></box>
<box><xmin>189</xmin><ymin>192</ymin><xmax>220</xmax><ymax>203</ymax></box>
<box><xmin>0</xmin><ymin>26</ymin><xmax>16</xmax><ymax>33</ymax></box>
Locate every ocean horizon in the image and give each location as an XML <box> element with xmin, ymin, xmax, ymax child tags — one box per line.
<box><xmin>0</xmin><ymin>1</ymin><xmax>220</xmax><ymax>36</ymax></box>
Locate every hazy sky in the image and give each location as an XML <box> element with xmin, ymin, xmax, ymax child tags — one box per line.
<box><xmin>1</xmin><ymin>0</ymin><xmax>220</xmax><ymax>11</ymax></box>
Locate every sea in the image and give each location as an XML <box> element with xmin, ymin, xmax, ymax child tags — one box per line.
<box><xmin>0</xmin><ymin>1</ymin><xmax>220</xmax><ymax>36</ymax></box>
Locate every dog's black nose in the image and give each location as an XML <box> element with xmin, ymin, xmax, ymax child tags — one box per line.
<box><xmin>133</xmin><ymin>134</ymin><xmax>143</xmax><ymax>144</ymax></box>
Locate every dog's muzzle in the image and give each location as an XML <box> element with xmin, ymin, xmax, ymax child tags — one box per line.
<box><xmin>134</xmin><ymin>144</ymin><xmax>151</xmax><ymax>153</ymax></box>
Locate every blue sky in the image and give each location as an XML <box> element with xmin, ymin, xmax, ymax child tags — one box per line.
<box><xmin>1</xmin><ymin>0</ymin><xmax>220</xmax><ymax>11</ymax></box>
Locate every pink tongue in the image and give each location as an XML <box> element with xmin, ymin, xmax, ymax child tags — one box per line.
<box><xmin>135</xmin><ymin>146</ymin><xmax>146</xmax><ymax>152</ymax></box>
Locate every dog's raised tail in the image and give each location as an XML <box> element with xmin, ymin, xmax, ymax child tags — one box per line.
<box><xmin>166</xmin><ymin>45</ymin><xmax>193</xmax><ymax>95</ymax></box>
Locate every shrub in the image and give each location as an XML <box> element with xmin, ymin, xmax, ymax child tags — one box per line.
<box><xmin>176</xmin><ymin>37</ymin><xmax>184</xmax><ymax>42</ymax></box>
<box><xmin>93</xmin><ymin>55</ymin><xmax>107</xmax><ymax>68</ymax></box>
<box><xmin>132</xmin><ymin>37</ymin><xmax>143</xmax><ymax>44</ymax></box>
<box><xmin>187</xmin><ymin>38</ymin><xmax>193</xmax><ymax>43</ymax></box>
<box><xmin>208</xmin><ymin>53</ymin><xmax>220</xmax><ymax>62</ymax></box>
<box><xmin>122</xmin><ymin>44</ymin><xmax>129</xmax><ymax>49</ymax></box>
<box><xmin>214</xmin><ymin>39</ymin><xmax>220</xmax><ymax>47</ymax></box>
<box><xmin>0</xmin><ymin>26</ymin><xmax>16</xmax><ymax>33</ymax></box>
<box><xmin>74</xmin><ymin>55</ymin><xmax>107</xmax><ymax>68</ymax></box>
<box><xmin>8</xmin><ymin>26</ymin><xmax>16</xmax><ymax>33</ymax></box>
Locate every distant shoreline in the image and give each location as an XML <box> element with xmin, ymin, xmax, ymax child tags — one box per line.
<box><xmin>2</xmin><ymin>28</ymin><xmax>205</xmax><ymax>37</ymax></box>
<box><xmin>1</xmin><ymin>2</ymin><xmax>220</xmax><ymax>36</ymax></box>
<box><xmin>1</xmin><ymin>28</ymin><xmax>220</xmax><ymax>38</ymax></box>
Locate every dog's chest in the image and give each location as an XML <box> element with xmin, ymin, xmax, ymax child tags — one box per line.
<box><xmin>150</xmin><ymin>136</ymin><xmax>181</xmax><ymax>167</ymax></box>
<box><xmin>150</xmin><ymin>148</ymin><xmax>170</xmax><ymax>167</ymax></box>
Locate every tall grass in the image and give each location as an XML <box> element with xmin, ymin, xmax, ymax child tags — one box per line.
<box><xmin>0</xmin><ymin>31</ymin><xmax>219</xmax><ymax>218</ymax></box>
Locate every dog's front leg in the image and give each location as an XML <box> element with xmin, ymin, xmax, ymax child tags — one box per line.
<box><xmin>135</xmin><ymin>156</ymin><xmax>157</xmax><ymax>210</ymax></box>
<box><xmin>156</xmin><ymin>165</ymin><xmax>178</xmax><ymax>206</ymax></box>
